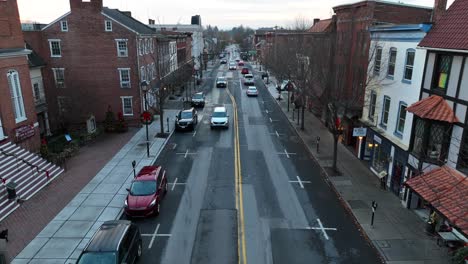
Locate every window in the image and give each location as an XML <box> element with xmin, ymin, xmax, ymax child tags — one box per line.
<box><xmin>374</xmin><ymin>47</ymin><xmax>382</xmax><ymax>75</ymax></box>
<box><xmin>118</xmin><ymin>68</ymin><xmax>131</xmax><ymax>88</ymax></box>
<box><xmin>105</xmin><ymin>20</ymin><xmax>112</xmax><ymax>31</ymax></box>
<box><xmin>371</xmin><ymin>142</ymin><xmax>387</xmax><ymax>173</ymax></box>
<box><xmin>52</xmin><ymin>68</ymin><xmax>65</xmax><ymax>88</ymax></box>
<box><xmin>381</xmin><ymin>96</ymin><xmax>391</xmax><ymax>127</ymax></box>
<box><xmin>151</xmin><ymin>38</ymin><xmax>154</xmax><ymax>53</ymax></box>
<box><xmin>403</xmin><ymin>49</ymin><xmax>415</xmax><ymax>82</ymax></box>
<box><xmin>151</xmin><ymin>63</ymin><xmax>155</xmax><ymax>80</ymax></box>
<box><xmin>33</xmin><ymin>83</ymin><xmax>41</xmax><ymax>102</ymax></box>
<box><xmin>116</xmin><ymin>39</ymin><xmax>128</xmax><ymax>57</ymax></box>
<box><xmin>368</xmin><ymin>91</ymin><xmax>377</xmax><ymax>121</ymax></box>
<box><xmin>433</xmin><ymin>54</ymin><xmax>452</xmax><ymax>91</ymax></box>
<box><xmin>61</xmin><ymin>21</ymin><xmax>68</xmax><ymax>32</ymax></box>
<box><xmin>121</xmin><ymin>97</ymin><xmax>133</xmax><ymax>116</ymax></box>
<box><xmin>57</xmin><ymin>96</ymin><xmax>71</xmax><ymax>114</ymax></box>
<box><xmin>7</xmin><ymin>70</ymin><xmax>26</xmax><ymax>122</ymax></box>
<box><xmin>138</xmin><ymin>39</ymin><xmax>143</xmax><ymax>56</ymax></box>
<box><xmin>411</xmin><ymin>118</ymin><xmax>450</xmax><ymax>163</ymax></box>
<box><xmin>396</xmin><ymin>103</ymin><xmax>407</xmax><ymax>135</ymax></box>
<box><xmin>48</xmin><ymin>39</ymin><xmax>62</xmax><ymax>57</ymax></box>
<box><xmin>140</xmin><ymin>66</ymin><xmax>146</xmax><ymax>82</ymax></box>
<box><xmin>0</xmin><ymin>116</ymin><xmax>4</xmax><ymax>139</ymax></box>
<box><xmin>387</xmin><ymin>48</ymin><xmax>397</xmax><ymax>78</ymax></box>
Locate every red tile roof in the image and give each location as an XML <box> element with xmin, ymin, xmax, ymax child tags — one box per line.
<box><xmin>308</xmin><ymin>19</ymin><xmax>333</xmax><ymax>33</ymax></box>
<box><xmin>406</xmin><ymin>95</ymin><xmax>459</xmax><ymax>123</ymax></box>
<box><xmin>419</xmin><ymin>0</ymin><xmax>468</xmax><ymax>50</ymax></box>
<box><xmin>405</xmin><ymin>166</ymin><xmax>468</xmax><ymax>235</ymax></box>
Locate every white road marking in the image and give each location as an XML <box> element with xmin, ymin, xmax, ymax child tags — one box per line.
<box><xmin>172</xmin><ymin>143</ymin><xmax>177</xmax><ymax>150</ymax></box>
<box><xmin>193</xmin><ymin>131</ymin><xmax>197</xmax><ymax>137</ymax></box>
<box><xmin>289</xmin><ymin>176</ymin><xmax>312</xmax><ymax>189</ymax></box>
<box><xmin>276</xmin><ymin>131</ymin><xmax>280</xmax><ymax>138</ymax></box>
<box><xmin>148</xmin><ymin>223</ymin><xmax>160</xmax><ymax>249</ymax></box>
<box><xmin>175</xmin><ymin>149</ymin><xmax>197</xmax><ymax>158</ymax></box>
<box><xmin>169</xmin><ymin>177</ymin><xmax>186</xmax><ymax>191</ymax></box>
<box><xmin>185</xmin><ymin>149</ymin><xmax>189</xmax><ymax>158</ymax></box>
<box><xmin>277</xmin><ymin>150</ymin><xmax>297</xmax><ymax>158</ymax></box>
<box><xmin>266</xmin><ymin>109</ymin><xmax>269</xmax><ymax>114</ymax></box>
<box><xmin>269</xmin><ymin>117</ymin><xmax>273</xmax><ymax>123</ymax></box>
<box><xmin>305</xmin><ymin>219</ymin><xmax>337</xmax><ymax>240</ymax></box>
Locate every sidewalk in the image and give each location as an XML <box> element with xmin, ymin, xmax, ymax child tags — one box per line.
<box><xmin>8</xmin><ymin>110</ymin><xmax>178</xmax><ymax>263</ymax></box>
<box><xmin>253</xmin><ymin>64</ymin><xmax>451</xmax><ymax>264</ymax></box>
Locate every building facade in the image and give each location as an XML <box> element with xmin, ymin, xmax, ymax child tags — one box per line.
<box><xmin>0</xmin><ymin>0</ymin><xmax>41</xmax><ymax>151</ymax></box>
<box><xmin>360</xmin><ymin>24</ymin><xmax>431</xmax><ymax>199</ymax></box>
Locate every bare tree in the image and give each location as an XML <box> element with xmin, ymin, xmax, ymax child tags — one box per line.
<box><xmin>287</xmin><ymin>15</ymin><xmax>313</xmax><ymax>32</ymax></box>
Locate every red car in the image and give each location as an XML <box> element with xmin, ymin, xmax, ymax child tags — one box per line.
<box><xmin>238</xmin><ymin>60</ymin><xmax>245</xmax><ymax>66</ymax></box>
<box><xmin>124</xmin><ymin>166</ymin><xmax>168</xmax><ymax>217</ymax></box>
<box><xmin>241</xmin><ymin>67</ymin><xmax>249</xmax><ymax>74</ymax></box>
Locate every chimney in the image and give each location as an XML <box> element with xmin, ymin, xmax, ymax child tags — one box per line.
<box><xmin>148</xmin><ymin>19</ymin><xmax>155</xmax><ymax>25</ymax></box>
<box><xmin>432</xmin><ymin>0</ymin><xmax>447</xmax><ymax>23</ymax></box>
<box><xmin>121</xmin><ymin>11</ymin><xmax>132</xmax><ymax>17</ymax></box>
<box><xmin>70</xmin><ymin>0</ymin><xmax>103</xmax><ymax>12</ymax></box>
<box><xmin>313</xmin><ymin>18</ymin><xmax>320</xmax><ymax>25</ymax></box>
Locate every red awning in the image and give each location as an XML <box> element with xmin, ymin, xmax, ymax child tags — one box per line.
<box><xmin>405</xmin><ymin>166</ymin><xmax>468</xmax><ymax>235</ymax></box>
<box><xmin>406</xmin><ymin>95</ymin><xmax>459</xmax><ymax>123</ymax></box>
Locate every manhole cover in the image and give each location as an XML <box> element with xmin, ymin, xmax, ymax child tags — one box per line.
<box><xmin>347</xmin><ymin>200</ymin><xmax>368</xmax><ymax>209</ymax></box>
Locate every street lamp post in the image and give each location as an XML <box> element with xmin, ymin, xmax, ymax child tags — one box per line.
<box><xmin>141</xmin><ymin>81</ymin><xmax>150</xmax><ymax>157</ymax></box>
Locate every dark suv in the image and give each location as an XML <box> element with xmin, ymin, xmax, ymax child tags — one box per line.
<box><xmin>175</xmin><ymin>108</ymin><xmax>198</xmax><ymax>131</ymax></box>
<box><xmin>77</xmin><ymin>220</ymin><xmax>142</xmax><ymax>264</ymax></box>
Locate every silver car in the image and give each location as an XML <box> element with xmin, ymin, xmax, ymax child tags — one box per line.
<box><xmin>210</xmin><ymin>106</ymin><xmax>229</xmax><ymax>129</ymax></box>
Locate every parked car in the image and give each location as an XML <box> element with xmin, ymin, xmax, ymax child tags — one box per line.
<box><xmin>210</xmin><ymin>106</ymin><xmax>229</xmax><ymax>129</ymax></box>
<box><xmin>216</xmin><ymin>76</ymin><xmax>228</xmax><ymax>88</ymax></box>
<box><xmin>220</xmin><ymin>59</ymin><xmax>227</xmax><ymax>64</ymax></box>
<box><xmin>243</xmin><ymin>73</ymin><xmax>254</xmax><ymax>85</ymax></box>
<box><xmin>235</xmin><ymin>58</ymin><xmax>240</xmax><ymax>62</ymax></box>
<box><xmin>246</xmin><ymin>86</ymin><xmax>258</xmax><ymax>97</ymax></box>
<box><xmin>175</xmin><ymin>108</ymin><xmax>198</xmax><ymax>131</ymax></box>
<box><xmin>238</xmin><ymin>60</ymin><xmax>245</xmax><ymax>66</ymax></box>
<box><xmin>191</xmin><ymin>92</ymin><xmax>205</xmax><ymax>107</ymax></box>
<box><xmin>124</xmin><ymin>166</ymin><xmax>168</xmax><ymax>217</ymax></box>
<box><xmin>261</xmin><ymin>71</ymin><xmax>269</xmax><ymax>79</ymax></box>
<box><xmin>229</xmin><ymin>62</ymin><xmax>237</xmax><ymax>70</ymax></box>
<box><xmin>241</xmin><ymin>67</ymin><xmax>249</xmax><ymax>75</ymax></box>
<box><xmin>77</xmin><ymin>220</ymin><xmax>142</xmax><ymax>264</ymax></box>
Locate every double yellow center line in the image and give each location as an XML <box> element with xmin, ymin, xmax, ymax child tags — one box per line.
<box><xmin>226</xmin><ymin>83</ymin><xmax>247</xmax><ymax>264</ymax></box>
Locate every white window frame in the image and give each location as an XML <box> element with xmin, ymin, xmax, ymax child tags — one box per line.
<box><xmin>138</xmin><ymin>39</ymin><xmax>143</xmax><ymax>56</ymax></box>
<box><xmin>105</xmin><ymin>20</ymin><xmax>112</xmax><ymax>32</ymax></box>
<box><xmin>7</xmin><ymin>70</ymin><xmax>27</xmax><ymax>123</ymax></box>
<box><xmin>140</xmin><ymin>66</ymin><xmax>146</xmax><ymax>82</ymax></box>
<box><xmin>52</xmin><ymin>68</ymin><xmax>65</xmax><ymax>88</ymax></box>
<box><xmin>396</xmin><ymin>103</ymin><xmax>407</xmax><ymax>135</ymax></box>
<box><xmin>121</xmin><ymin>96</ymin><xmax>134</xmax><ymax>116</ymax></box>
<box><xmin>118</xmin><ymin>68</ymin><xmax>131</xmax><ymax>88</ymax></box>
<box><xmin>48</xmin><ymin>39</ymin><xmax>62</xmax><ymax>57</ymax></box>
<box><xmin>374</xmin><ymin>46</ymin><xmax>382</xmax><ymax>75</ymax></box>
<box><xmin>381</xmin><ymin>96</ymin><xmax>391</xmax><ymax>127</ymax></box>
<box><xmin>144</xmin><ymin>38</ymin><xmax>148</xmax><ymax>54</ymax></box>
<box><xmin>151</xmin><ymin>63</ymin><xmax>156</xmax><ymax>80</ymax></box>
<box><xmin>115</xmin><ymin>39</ymin><xmax>128</xmax><ymax>57</ymax></box>
<box><xmin>0</xmin><ymin>116</ymin><xmax>5</xmax><ymax>139</ymax></box>
<box><xmin>61</xmin><ymin>20</ymin><xmax>68</xmax><ymax>32</ymax></box>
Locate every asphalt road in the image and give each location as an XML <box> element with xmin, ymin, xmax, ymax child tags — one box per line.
<box><xmin>124</xmin><ymin>45</ymin><xmax>381</xmax><ymax>264</ymax></box>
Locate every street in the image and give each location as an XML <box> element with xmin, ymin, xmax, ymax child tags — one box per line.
<box><xmin>124</xmin><ymin>46</ymin><xmax>380</xmax><ymax>264</ymax></box>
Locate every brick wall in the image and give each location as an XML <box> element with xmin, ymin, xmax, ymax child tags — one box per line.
<box><xmin>0</xmin><ymin>0</ymin><xmax>25</xmax><ymax>49</ymax></box>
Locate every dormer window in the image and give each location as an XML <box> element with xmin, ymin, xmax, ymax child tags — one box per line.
<box><xmin>61</xmin><ymin>21</ymin><xmax>68</xmax><ymax>32</ymax></box>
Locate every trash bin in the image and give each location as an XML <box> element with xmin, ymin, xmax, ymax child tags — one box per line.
<box><xmin>6</xmin><ymin>182</ymin><xmax>17</xmax><ymax>200</ymax></box>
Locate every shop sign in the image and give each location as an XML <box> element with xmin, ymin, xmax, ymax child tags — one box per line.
<box><xmin>373</xmin><ymin>135</ymin><xmax>382</xmax><ymax>144</ymax></box>
<box><xmin>15</xmin><ymin>125</ymin><xmax>35</xmax><ymax>142</ymax></box>
<box><xmin>353</xmin><ymin>127</ymin><xmax>367</xmax><ymax>137</ymax></box>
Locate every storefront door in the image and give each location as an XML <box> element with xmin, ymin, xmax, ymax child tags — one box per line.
<box><xmin>391</xmin><ymin>161</ymin><xmax>403</xmax><ymax>195</ymax></box>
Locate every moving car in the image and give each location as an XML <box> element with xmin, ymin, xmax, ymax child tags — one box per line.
<box><xmin>238</xmin><ymin>60</ymin><xmax>245</xmax><ymax>66</ymax></box>
<box><xmin>77</xmin><ymin>220</ymin><xmax>142</xmax><ymax>264</ymax></box>
<box><xmin>243</xmin><ymin>73</ymin><xmax>254</xmax><ymax>85</ymax></box>
<box><xmin>246</xmin><ymin>86</ymin><xmax>258</xmax><ymax>97</ymax></box>
<box><xmin>220</xmin><ymin>59</ymin><xmax>227</xmax><ymax>64</ymax></box>
<box><xmin>124</xmin><ymin>166</ymin><xmax>168</xmax><ymax>217</ymax></box>
<box><xmin>229</xmin><ymin>62</ymin><xmax>237</xmax><ymax>70</ymax></box>
<box><xmin>175</xmin><ymin>108</ymin><xmax>198</xmax><ymax>131</ymax></box>
<box><xmin>210</xmin><ymin>106</ymin><xmax>229</xmax><ymax>129</ymax></box>
<box><xmin>191</xmin><ymin>92</ymin><xmax>205</xmax><ymax>107</ymax></box>
<box><xmin>216</xmin><ymin>76</ymin><xmax>227</xmax><ymax>88</ymax></box>
<box><xmin>241</xmin><ymin>67</ymin><xmax>249</xmax><ymax>75</ymax></box>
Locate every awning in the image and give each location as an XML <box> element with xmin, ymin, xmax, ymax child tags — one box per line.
<box><xmin>406</xmin><ymin>95</ymin><xmax>459</xmax><ymax>123</ymax></box>
<box><xmin>405</xmin><ymin>166</ymin><xmax>468</xmax><ymax>235</ymax></box>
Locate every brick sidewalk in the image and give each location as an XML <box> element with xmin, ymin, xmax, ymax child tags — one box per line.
<box><xmin>0</xmin><ymin>129</ymin><xmax>137</xmax><ymax>262</ymax></box>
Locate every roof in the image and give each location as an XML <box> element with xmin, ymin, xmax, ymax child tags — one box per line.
<box><xmin>102</xmin><ymin>8</ymin><xmax>155</xmax><ymax>34</ymax></box>
<box><xmin>26</xmin><ymin>43</ymin><xmax>46</xmax><ymax>68</ymax></box>
<box><xmin>405</xmin><ymin>166</ymin><xmax>468</xmax><ymax>235</ymax></box>
<box><xmin>333</xmin><ymin>0</ymin><xmax>432</xmax><ymax>11</ymax></box>
<box><xmin>406</xmin><ymin>95</ymin><xmax>460</xmax><ymax>123</ymax></box>
<box><xmin>85</xmin><ymin>220</ymin><xmax>131</xmax><ymax>252</ymax></box>
<box><xmin>136</xmin><ymin>166</ymin><xmax>161</xmax><ymax>181</ymax></box>
<box><xmin>308</xmin><ymin>19</ymin><xmax>333</xmax><ymax>33</ymax></box>
<box><xmin>418</xmin><ymin>0</ymin><xmax>468</xmax><ymax>51</ymax></box>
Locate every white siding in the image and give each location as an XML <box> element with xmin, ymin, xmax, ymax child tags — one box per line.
<box><xmin>458</xmin><ymin>59</ymin><xmax>468</xmax><ymax>101</ymax></box>
<box><xmin>447</xmin><ymin>56</ymin><xmax>463</xmax><ymax>97</ymax></box>
<box><xmin>423</xmin><ymin>53</ymin><xmax>435</xmax><ymax>90</ymax></box>
<box><xmin>447</xmin><ymin>125</ymin><xmax>463</xmax><ymax>169</ymax></box>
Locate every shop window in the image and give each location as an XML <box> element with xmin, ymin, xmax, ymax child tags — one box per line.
<box><xmin>372</xmin><ymin>142</ymin><xmax>387</xmax><ymax>173</ymax></box>
<box><xmin>411</xmin><ymin>118</ymin><xmax>451</xmax><ymax>163</ymax></box>
<box><xmin>432</xmin><ymin>54</ymin><xmax>452</xmax><ymax>92</ymax></box>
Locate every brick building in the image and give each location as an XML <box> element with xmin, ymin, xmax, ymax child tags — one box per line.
<box><xmin>0</xmin><ymin>0</ymin><xmax>41</xmax><ymax>151</ymax></box>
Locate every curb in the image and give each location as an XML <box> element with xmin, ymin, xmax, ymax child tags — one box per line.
<box><xmin>261</xmin><ymin>78</ymin><xmax>386</xmax><ymax>263</ymax></box>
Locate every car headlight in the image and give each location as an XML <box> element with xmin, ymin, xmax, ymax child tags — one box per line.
<box><xmin>124</xmin><ymin>199</ymin><xmax>128</xmax><ymax>207</ymax></box>
<box><xmin>150</xmin><ymin>199</ymin><xmax>156</xmax><ymax>207</ymax></box>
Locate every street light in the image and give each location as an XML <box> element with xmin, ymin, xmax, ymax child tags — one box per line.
<box><xmin>141</xmin><ymin>81</ymin><xmax>150</xmax><ymax>158</ymax></box>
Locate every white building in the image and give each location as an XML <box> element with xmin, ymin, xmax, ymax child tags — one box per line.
<box><xmin>148</xmin><ymin>15</ymin><xmax>204</xmax><ymax>69</ymax></box>
<box><xmin>360</xmin><ymin>24</ymin><xmax>431</xmax><ymax>198</ymax></box>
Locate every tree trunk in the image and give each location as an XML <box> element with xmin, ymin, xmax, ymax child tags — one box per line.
<box><xmin>333</xmin><ymin>134</ymin><xmax>339</xmax><ymax>172</ymax></box>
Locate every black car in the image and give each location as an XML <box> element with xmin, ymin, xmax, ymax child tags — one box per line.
<box><xmin>77</xmin><ymin>220</ymin><xmax>142</xmax><ymax>264</ymax></box>
<box><xmin>175</xmin><ymin>108</ymin><xmax>198</xmax><ymax>131</ymax></box>
<box><xmin>220</xmin><ymin>59</ymin><xmax>227</xmax><ymax>64</ymax></box>
<box><xmin>191</xmin><ymin>92</ymin><xmax>205</xmax><ymax>107</ymax></box>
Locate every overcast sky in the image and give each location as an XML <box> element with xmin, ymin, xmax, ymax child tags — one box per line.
<box><xmin>17</xmin><ymin>0</ymin><xmax>455</xmax><ymax>30</ymax></box>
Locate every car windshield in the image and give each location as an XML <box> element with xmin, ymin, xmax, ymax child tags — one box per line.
<box><xmin>217</xmin><ymin>77</ymin><xmax>225</xmax><ymax>81</ymax></box>
<box><xmin>78</xmin><ymin>252</ymin><xmax>116</xmax><ymax>264</ymax></box>
<box><xmin>248</xmin><ymin>87</ymin><xmax>257</xmax><ymax>91</ymax></box>
<box><xmin>130</xmin><ymin>180</ymin><xmax>157</xmax><ymax>196</ymax></box>
<box><xmin>213</xmin><ymin>111</ymin><xmax>227</xmax><ymax>118</ymax></box>
<box><xmin>193</xmin><ymin>94</ymin><xmax>203</xmax><ymax>99</ymax></box>
<box><xmin>180</xmin><ymin>112</ymin><xmax>192</xmax><ymax>119</ymax></box>
<box><xmin>245</xmin><ymin>75</ymin><xmax>253</xmax><ymax>78</ymax></box>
